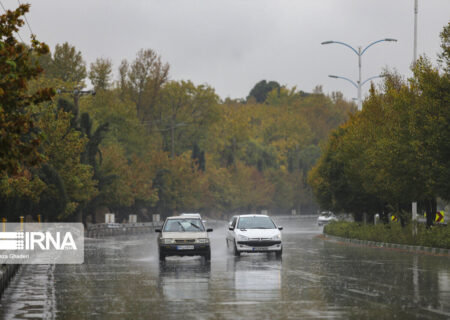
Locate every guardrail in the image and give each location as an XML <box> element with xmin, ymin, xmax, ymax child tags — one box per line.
<box><xmin>0</xmin><ymin>264</ymin><xmax>19</xmax><ymax>297</ymax></box>
<box><xmin>86</xmin><ymin>222</ymin><xmax>163</xmax><ymax>238</ymax></box>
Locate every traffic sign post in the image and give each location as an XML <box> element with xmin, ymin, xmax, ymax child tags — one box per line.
<box><xmin>412</xmin><ymin>202</ymin><xmax>417</xmax><ymax>237</ymax></box>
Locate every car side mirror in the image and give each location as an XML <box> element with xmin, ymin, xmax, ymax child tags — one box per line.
<box><xmin>278</xmin><ymin>226</ymin><xmax>283</xmax><ymax>231</ymax></box>
<box><xmin>207</xmin><ymin>228</ymin><xmax>213</xmax><ymax>232</ymax></box>
<box><xmin>228</xmin><ymin>226</ymin><xmax>234</xmax><ymax>231</ymax></box>
<box><xmin>155</xmin><ymin>229</ymin><xmax>161</xmax><ymax>233</ymax></box>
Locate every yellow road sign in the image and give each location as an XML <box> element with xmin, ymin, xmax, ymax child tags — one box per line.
<box><xmin>435</xmin><ymin>211</ymin><xmax>444</xmax><ymax>223</ymax></box>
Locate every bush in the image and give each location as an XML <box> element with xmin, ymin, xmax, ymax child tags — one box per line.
<box><xmin>324</xmin><ymin>221</ymin><xmax>450</xmax><ymax>249</ymax></box>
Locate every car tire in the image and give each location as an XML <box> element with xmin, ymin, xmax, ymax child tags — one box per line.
<box><xmin>204</xmin><ymin>251</ymin><xmax>211</xmax><ymax>261</ymax></box>
<box><xmin>233</xmin><ymin>242</ymin><xmax>240</xmax><ymax>257</ymax></box>
<box><xmin>275</xmin><ymin>249</ymin><xmax>282</xmax><ymax>259</ymax></box>
<box><xmin>159</xmin><ymin>253</ymin><xmax>165</xmax><ymax>261</ymax></box>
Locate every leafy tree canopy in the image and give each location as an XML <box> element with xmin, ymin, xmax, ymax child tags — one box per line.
<box><xmin>247</xmin><ymin>80</ymin><xmax>280</xmax><ymax>103</ymax></box>
<box><xmin>0</xmin><ymin>4</ymin><xmax>54</xmax><ymax>175</ymax></box>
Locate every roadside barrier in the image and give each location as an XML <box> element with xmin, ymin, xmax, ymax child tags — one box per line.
<box><xmin>86</xmin><ymin>222</ymin><xmax>163</xmax><ymax>238</ymax></box>
<box><xmin>0</xmin><ymin>264</ymin><xmax>20</xmax><ymax>297</ymax></box>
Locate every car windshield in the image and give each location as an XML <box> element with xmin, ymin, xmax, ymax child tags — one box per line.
<box><xmin>320</xmin><ymin>212</ymin><xmax>334</xmax><ymax>217</ymax></box>
<box><xmin>163</xmin><ymin>218</ymin><xmax>205</xmax><ymax>232</ymax></box>
<box><xmin>237</xmin><ymin>216</ymin><xmax>276</xmax><ymax>229</ymax></box>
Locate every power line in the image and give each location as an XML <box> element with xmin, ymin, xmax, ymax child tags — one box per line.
<box><xmin>0</xmin><ymin>0</ymin><xmax>25</xmax><ymax>43</ymax></box>
<box><xmin>17</xmin><ymin>0</ymin><xmax>33</xmax><ymax>36</ymax></box>
<box><xmin>0</xmin><ymin>0</ymin><xmax>5</xmax><ymax>11</ymax></box>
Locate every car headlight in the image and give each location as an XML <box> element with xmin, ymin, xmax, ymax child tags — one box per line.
<box><xmin>196</xmin><ymin>238</ymin><xmax>209</xmax><ymax>244</ymax></box>
<box><xmin>237</xmin><ymin>235</ymin><xmax>249</xmax><ymax>241</ymax></box>
<box><xmin>161</xmin><ymin>238</ymin><xmax>175</xmax><ymax>244</ymax></box>
<box><xmin>271</xmin><ymin>234</ymin><xmax>281</xmax><ymax>240</ymax></box>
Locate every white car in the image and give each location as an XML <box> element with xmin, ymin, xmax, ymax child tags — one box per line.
<box><xmin>317</xmin><ymin>211</ymin><xmax>338</xmax><ymax>226</ymax></box>
<box><xmin>180</xmin><ymin>213</ymin><xmax>202</xmax><ymax>219</ymax></box>
<box><xmin>226</xmin><ymin>214</ymin><xmax>283</xmax><ymax>258</ymax></box>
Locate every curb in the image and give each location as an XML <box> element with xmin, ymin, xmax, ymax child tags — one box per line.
<box><xmin>321</xmin><ymin>234</ymin><xmax>450</xmax><ymax>257</ymax></box>
<box><xmin>0</xmin><ymin>264</ymin><xmax>20</xmax><ymax>297</ymax></box>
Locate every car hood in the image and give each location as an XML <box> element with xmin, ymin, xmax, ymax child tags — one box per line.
<box><xmin>234</xmin><ymin>229</ymin><xmax>280</xmax><ymax>238</ymax></box>
<box><xmin>161</xmin><ymin>231</ymin><xmax>208</xmax><ymax>239</ymax></box>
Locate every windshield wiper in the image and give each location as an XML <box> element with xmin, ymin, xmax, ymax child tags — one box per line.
<box><xmin>189</xmin><ymin>222</ymin><xmax>202</xmax><ymax>230</ymax></box>
<box><xmin>177</xmin><ymin>221</ymin><xmax>186</xmax><ymax>231</ymax></box>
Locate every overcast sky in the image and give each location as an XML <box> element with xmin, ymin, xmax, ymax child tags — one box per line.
<box><xmin>4</xmin><ymin>0</ymin><xmax>450</xmax><ymax>101</ymax></box>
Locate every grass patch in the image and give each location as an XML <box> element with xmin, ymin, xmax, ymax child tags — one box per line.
<box><xmin>324</xmin><ymin>221</ymin><xmax>450</xmax><ymax>249</ymax></box>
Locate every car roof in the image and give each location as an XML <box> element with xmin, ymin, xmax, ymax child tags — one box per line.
<box><xmin>166</xmin><ymin>215</ymin><xmax>201</xmax><ymax>220</ymax></box>
<box><xmin>237</xmin><ymin>214</ymin><xmax>270</xmax><ymax>218</ymax></box>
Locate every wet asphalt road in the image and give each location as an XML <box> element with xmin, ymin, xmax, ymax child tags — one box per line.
<box><xmin>0</xmin><ymin>218</ymin><xmax>449</xmax><ymax>319</ymax></box>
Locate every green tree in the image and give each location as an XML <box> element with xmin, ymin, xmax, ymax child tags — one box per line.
<box><xmin>125</xmin><ymin>49</ymin><xmax>169</xmax><ymax>126</ymax></box>
<box><xmin>47</xmin><ymin>42</ymin><xmax>87</xmax><ymax>84</ymax></box>
<box><xmin>89</xmin><ymin>57</ymin><xmax>112</xmax><ymax>91</ymax></box>
<box><xmin>438</xmin><ymin>22</ymin><xmax>450</xmax><ymax>73</ymax></box>
<box><xmin>309</xmin><ymin>23</ymin><xmax>449</xmax><ymax>224</ymax></box>
<box><xmin>155</xmin><ymin>80</ymin><xmax>220</xmax><ymax>158</ymax></box>
<box><xmin>38</xmin><ymin>104</ymin><xmax>98</xmax><ymax>219</ymax></box>
<box><xmin>247</xmin><ymin>80</ymin><xmax>280</xmax><ymax>103</ymax></box>
<box><xmin>0</xmin><ymin>4</ymin><xmax>54</xmax><ymax>175</ymax></box>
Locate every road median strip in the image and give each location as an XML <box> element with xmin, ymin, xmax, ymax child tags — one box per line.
<box><xmin>319</xmin><ymin>234</ymin><xmax>450</xmax><ymax>257</ymax></box>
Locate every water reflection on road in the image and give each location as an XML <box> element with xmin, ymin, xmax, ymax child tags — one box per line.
<box><xmin>0</xmin><ymin>219</ymin><xmax>449</xmax><ymax>319</ymax></box>
<box><xmin>232</xmin><ymin>256</ymin><xmax>281</xmax><ymax>302</ymax></box>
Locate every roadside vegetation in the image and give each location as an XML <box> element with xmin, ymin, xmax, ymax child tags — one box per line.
<box><xmin>309</xmin><ymin>22</ymin><xmax>450</xmax><ymax>228</ymax></box>
<box><xmin>1</xmin><ymin>4</ymin><xmax>448</xmax><ymax>236</ymax></box>
<box><xmin>324</xmin><ymin>221</ymin><xmax>450</xmax><ymax>249</ymax></box>
<box><xmin>0</xmin><ymin>4</ymin><xmax>355</xmax><ymax>224</ymax></box>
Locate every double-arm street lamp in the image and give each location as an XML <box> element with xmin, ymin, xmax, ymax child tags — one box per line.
<box><xmin>322</xmin><ymin>38</ymin><xmax>397</xmax><ymax>110</ymax></box>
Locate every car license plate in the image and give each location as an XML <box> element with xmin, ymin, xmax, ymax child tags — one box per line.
<box><xmin>177</xmin><ymin>245</ymin><xmax>194</xmax><ymax>250</ymax></box>
<box><xmin>252</xmin><ymin>247</ymin><xmax>268</xmax><ymax>251</ymax></box>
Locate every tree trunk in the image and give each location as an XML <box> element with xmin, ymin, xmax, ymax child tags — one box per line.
<box><xmin>425</xmin><ymin>198</ymin><xmax>437</xmax><ymax>228</ymax></box>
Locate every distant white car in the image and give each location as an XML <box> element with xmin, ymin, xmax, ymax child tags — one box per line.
<box><xmin>180</xmin><ymin>213</ymin><xmax>202</xmax><ymax>219</ymax></box>
<box><xmin>180</xmin><ymin>213</ymin><xmax>207</xmax><ymax>224</ymax></box>
<box><xmin>226</xmin><ymin>214</ymin><xmax>283</xmax><ymax>258</ymax></box>
<box><xmin>317</xmin><ymin>212</ymin><xmax>338</xmax><ymax>226</ymax></box>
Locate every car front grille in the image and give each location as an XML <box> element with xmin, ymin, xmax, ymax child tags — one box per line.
<box><xmin>237</xmin><ymin>240</ymin><xmax>281</xmax><ymax>247</ymax></box>
<box><xmin>174</xmin><ymin>239</ymin><xmax>195</xmax><ymax>244</ymax></box>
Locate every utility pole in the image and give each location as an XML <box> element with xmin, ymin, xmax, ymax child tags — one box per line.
<box><xmin>413</xmin><ymin>0</ymin><xmax>418</xmax><ymax>65</ymax></box>
<box><xmin>57</xmin><ymin>87</ymin><xmax>95</xmax><ymax>127</ymax></box>
<box><xmin>412</xmin><ymin>0</ymin><xmax>418</xmax><ymax>231</ymax></box>
<box><xmin>357</xmin><ymin>46</ymin><xmax>362</xmax><ymax>111</ymax></box>
<box><xmin>171</xmin><ymin>117</ymin><xmax>175</xmax><ymax>159</ymax></box>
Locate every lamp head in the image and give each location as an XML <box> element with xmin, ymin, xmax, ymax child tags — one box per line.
<box><xmin>384</xmin><ymin>38</ymin><xmax>397</xmax><ymax>42</ymax></box>
<box><xmin>328</xmin><ymin>75</ymin><xmax>338</xmax><ymax>79</ymax></box>
<box><xmin>321</xmin><ymin>41</ymin><xmax>334</xmax><ymax>45</ymax></box>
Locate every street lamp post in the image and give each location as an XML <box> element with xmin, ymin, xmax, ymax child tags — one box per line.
<box><xmin>322</xmin><ymin>38</ymin><xmax>397</xmax><ymax>110</ymax></box>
